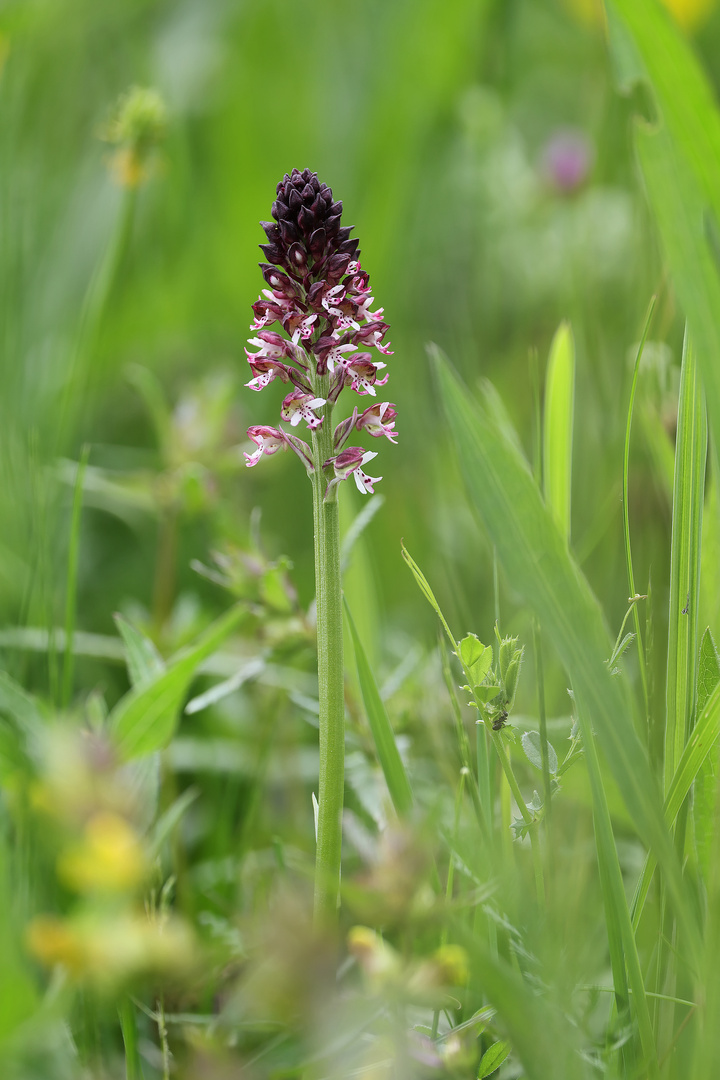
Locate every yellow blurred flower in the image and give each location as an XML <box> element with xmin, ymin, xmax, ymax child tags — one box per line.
<box><xmin>430</xmin><ymin>943</ymin><xmax>470</xmax><ymax>987</ymax></box>
<box><xmin>563</xmin><ymin>0</ymin><xmax>717</xmax><ymax>31</ymax></box>
<box><xmin>57</xmin><ymin>812</ymin><xmax>147</xmax><ymax>894</ymax></box>
<box><xmin>27</xmin><ymin>910</ymin><xmax>195</xmax><ymax>985</ymax></box>
<box><xmin>662</xmin><ymin>0</ymin><xmax>717</xmax><ymax>27</ymax></box>
<box><xmin>26</xmin><ymin>916</ymin><xmax>86</xmax><ymax>976</ymax></box>
<box><xmin>348</xmin><ymin>928</ymin><xmax>469</xmax><ymax>1005</ymax></box>
<box><xmin>347</xmin><ymin>926</ymin><xmax>402</xmax><ymax>991</ymax></box>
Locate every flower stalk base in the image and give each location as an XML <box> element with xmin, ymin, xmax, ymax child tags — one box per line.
<box><xmin>311</xmin><ymin>402</ymin><xmax>345</xmax><ymax>929</ymax></box>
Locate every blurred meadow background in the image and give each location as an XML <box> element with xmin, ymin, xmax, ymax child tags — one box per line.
<box><xmin>4</xmin><ymin>0</ymin><xmax>720</xmax><ymax>1076</ymax></box>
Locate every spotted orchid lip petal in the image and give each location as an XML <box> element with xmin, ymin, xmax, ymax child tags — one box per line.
<box><xmin>353</xmin><ymin>466</ymin><xmax>382</xmax><ymax>494</ymax></box>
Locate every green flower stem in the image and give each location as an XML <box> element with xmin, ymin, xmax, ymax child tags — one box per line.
<box><xmin>310</xmin><ymin>380</ymin><xmax>345</xmax><ymax>929</ymax></box>
<box><xmin>490</xmin><ymin>726</ymin><xmax>545</xmax><ymax>906</ymax></box>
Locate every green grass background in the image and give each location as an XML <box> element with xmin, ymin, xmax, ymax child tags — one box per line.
<box><xmin>3</xmin><ymin>0</ymin><xmax>720</xmax><ymax>1076</ymax></box>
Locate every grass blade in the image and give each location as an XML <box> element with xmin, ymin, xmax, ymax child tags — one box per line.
<box><xmin>632</xmin><ymin>676</ymin><xmax>720</xmax><ymax>931</ymax></box>
<box><xmin>344</xmin><ymin>597</ymin><xmax>413</xmax><ymax>816</ymax></box>
<box><xmin>431</xmin><ymin>345</ymin><xmax>700</xmax><ymax>968</ymax></box>
<box><xmin>623</xmin><ymin>297</ymin><xmax>656</xmax><ymax>722</ymax></box>
<box><xmin>693</xmin><ymin>628</ymin><xmax>720</xmax><ymax>879</ymax></box>
<box><xmin>542</xmin><ymin>321</ymin><xmax>575</xmax><ymax>543</ymax></box>
<box><xmin>664</xmin><ymin>331</ymin><xmax>707</xmax><ymax>794</ymax></box>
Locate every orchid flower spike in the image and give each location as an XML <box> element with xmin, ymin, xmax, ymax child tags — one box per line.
<box><xmin>243</xmin><ymin>168</ymin><xmax>396</xmax><ymax>496</ymax></box>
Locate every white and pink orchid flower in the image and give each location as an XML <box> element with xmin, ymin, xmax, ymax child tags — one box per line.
<box><xmin>244</xmin><ymin>426</ymin><xmax>290</xmax><ymax>468</ymax></box>
<box><xmin>356</xmin><ymin>401</ymin><xmax>398</xmax><ymax>443</ymax></box>
<box><xmin>280</xmin><ymin>389</ymin><xmax>326</xmax><ymax>430</ymax></box>
<box><xmin>323</xmin><ymin>447</ymin><xmax>382</xmax><ymax>499</ymax></box>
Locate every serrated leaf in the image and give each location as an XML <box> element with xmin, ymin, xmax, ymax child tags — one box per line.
<box><xmin>478</xmin><ymin>1040</ymin><xmax>510</xmax><ymax>1078</ymax></box>
<box><xmin>114</xmin><ymin>614</ymin><xmax>165</xmax><ymax>687</ymax></box>
<box><xmin>609</xmin><ymin>632</ymin><xmax>636</xmax><ymax>667</ymax></box>
<box><xmin>458</xmin><ymin>634</ymin><xmax>492</xmax><ymax>687</ymax></box>
<box><xmin>110</xmin><ymin>605</ymin><xmax>245</xmax><ymax>760</ymax></box>
<box><xmin>521</xmin><ymin>731</ymin><xmax>558</xmax><ymax>775</ymax></box>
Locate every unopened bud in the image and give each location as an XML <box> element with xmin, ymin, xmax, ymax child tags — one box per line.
<box><xmin>503</xmin><ymin>652</ymin><xmax>523</xmax><ymax>708</ymax></box>
<box><xmin>498</xmin><ymin>635</ymin><xmax>519</xmax><ymax>684</ymax></box>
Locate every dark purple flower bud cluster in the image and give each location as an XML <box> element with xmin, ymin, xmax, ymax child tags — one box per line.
<box><xmin>261</xmin><ymin>169</ymin><xmax>358</xmax><ymax>277</ymax></box>
<box><xmin>244</xmin><ymin>169</ymin><xmax>396</xmax><ymax>496</ymax></box>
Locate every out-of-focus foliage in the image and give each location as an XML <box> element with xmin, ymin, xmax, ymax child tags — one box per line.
<box><xmin>3</xmin><ymin>0</ymin><xmax>720</xmax><ymax>1076</ymax></box>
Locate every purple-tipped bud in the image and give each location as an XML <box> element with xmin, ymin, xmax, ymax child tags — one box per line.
<box><xmin>261</xmin><ymin>170</ymin><xmax>360</xmax><ymax>282</ymax></box>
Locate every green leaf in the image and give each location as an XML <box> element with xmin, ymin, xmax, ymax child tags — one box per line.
<box><xmin>521</xmin><ymin>731</ymin><xmax>558</xmax><ymax>776</ymax></box>
<box><xmin>114</xmin><ymin>613</ymin><xmax>165</xmax><ymax>687</ymax></box>
<box><xmin>458</xmin><ymin>634</ymin><xmax>492</xmax><ymax>687</ymax></box>
<box><xmin>478</xmin><ymin>1040</ymin><xmax>510</xmax><ymax>1078</ymax></box>
<box><xmin>543</xmin><ymin>321</ymin><xmax>575</xmax><ymax>543</ymax></box>
<box><xmin>344</xmin><ymin>598</ymin><xmax>414</xmax><ymax>816</ymax></box>
<box><xmin>0</xmin><ymin>671</ymin><xmax>47</xmax><ymax>763</ymax></box>
<box><xmin>469</xmin><ymin>683</ymin><xmax>502</xmax><ymax>704</ymax></box>
<box><xmin>608</xmin><ymin>0</ymin><xmax>720</xmax><ymax>477</ymax></box>
<box><xmin>110</xmin><ymin>605</ymin><xmax>245</xmax><ymax>760</ymax></box>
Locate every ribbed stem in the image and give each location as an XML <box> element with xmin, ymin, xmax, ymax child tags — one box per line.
<box><xmin>310</xmin><ymin>384</ymin><xmax>345</xmax><ymax>929</ymax></box>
